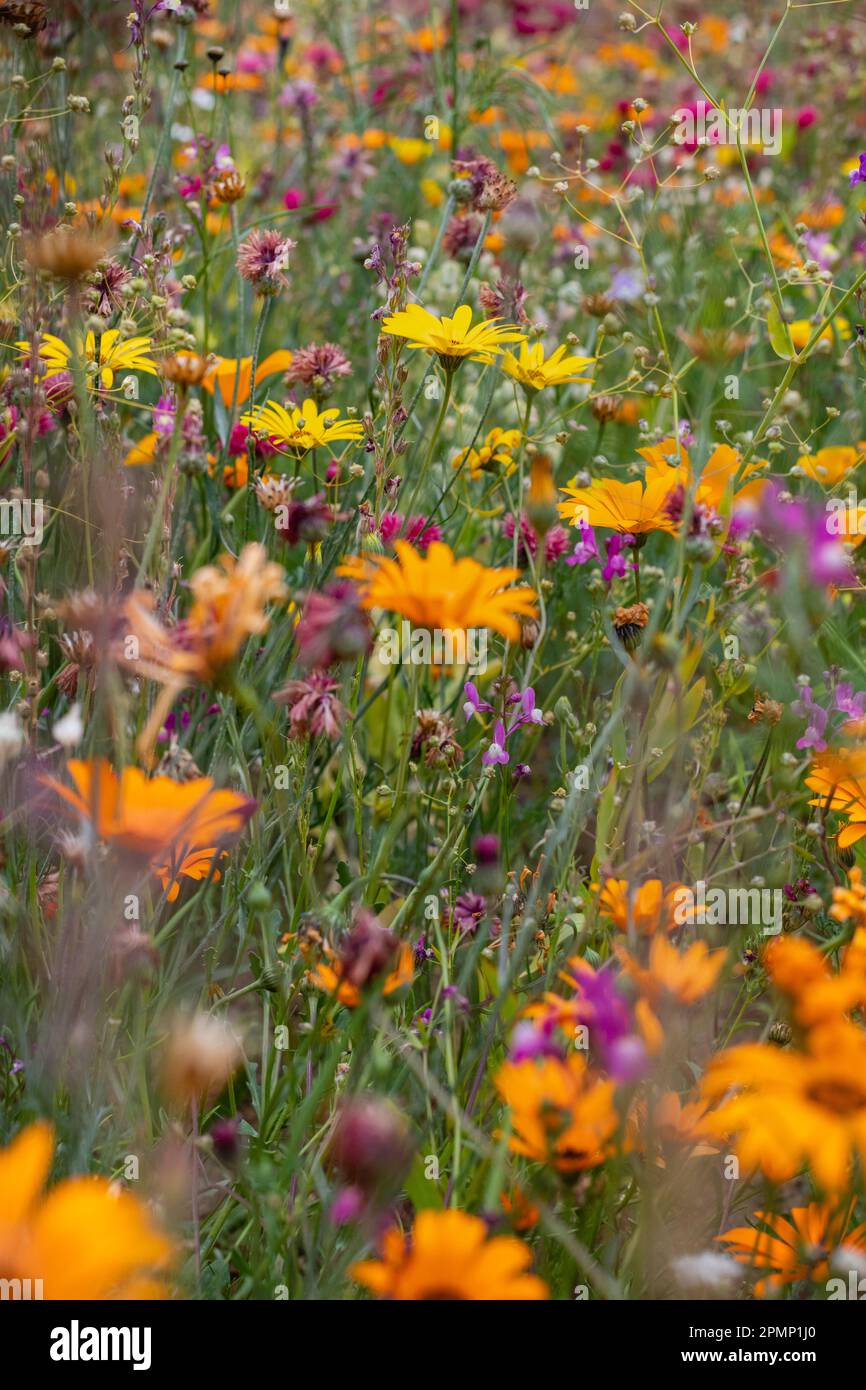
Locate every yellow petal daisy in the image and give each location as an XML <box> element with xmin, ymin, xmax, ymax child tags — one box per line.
<box><xmin>381</xmin><ymin>303</ymin><xmax>525</xmax><ymax>370</ymax></box>
<box><xmin>500</xmin><ymin>339</ymin><xmax>594</xmax><ymax>392</ymax></box>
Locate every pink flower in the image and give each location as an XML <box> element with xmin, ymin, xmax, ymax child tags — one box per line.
<box><xmin>275</xmin><ymin>671</ymin><xmax>347</xmax><ymax>739</ymax></box>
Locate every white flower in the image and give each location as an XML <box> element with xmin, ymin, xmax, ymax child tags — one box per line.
<box><xmin>671</xmin><ymin>1251</ymin><xmax>740</xmax><ymax>1293</ymax></box>
<box><xmin>52</xmin><ymin>703</ymin><xmax>84</xmax><ymax>750</ymax></box>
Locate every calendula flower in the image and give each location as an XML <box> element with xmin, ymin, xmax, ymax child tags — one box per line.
<box><xmin>41</xmin><ymin>759</ymin><xmax>255</xmax><ymax>901</ymax></box>
<box><xmin>804</xmin><ymin>742</ymin><xmax>866</xmax><ymax>848</ymax></box>
<box><xmin>16</xmin><ymin>329</ymin><xmax>158</xmax><ymax>390</ymax></box>
<box><xmin>338</xmin><ymin>540</ymin><xmax>537</xmax><ymax>641</ymax></box>
<box><xmin>763</xmin><ymin>927</ymin><xmax>866</xmax><ymax>1029</ymax></box>
<box><xmin>452</xmin><ymin>426</ymin><xmax>522</xmax><ymax>478</ymax></box>
<box><xmin>558</xmin><ymin>473</ymin><xmax>680</xmax><ymax>536</ymax></box>
<box><xmin>241</xmin><ymin>397</ymin><xmax>363</xmax><ymax>459</ymax></box>
<box><xmin>702</xmin><ymin>1021</ymin><xmax>866</xmax><ymax>1191</ymax></box>
<box><xmin>616</xmin><ymin>936</ymin><xmax>726</xmax><ymax>1006</ymax></box>
<box><xmin>351</xmin><ymin>1209</ymin><xmax>547</xmax><ymax>1300</ymax></box>
<box><xmin>0</xmin><ymin>1121</ymin><xmax>172</xmax><ymax>1299</ymax></box>
<box><xmin>494</xmin><ymin>1052</ymin><xmax>619</xmax><ymax>1172</ymax></box>
<box><xmin>201</xmin><ymin>350</ymin><xmax>294</xmax><ymax>408</ymax></box>
<box><xmin>380</xmin><ymin>303</ymin><xmax>524</xmax><ymax>370</ymax></box>
<box><xmin>796</xmin><ymin>445</ymin><xmax>866</xmax><ymax>486</ymax></box>
<box><xmin>122</xmin><ymin>543</ymin><xmax>286</xmax><ymax>758</ymax></box>
<box><xmin>597</xmin><ymin>878</ymin><xmax>687</xmax><ymax>935</ymax></box>
<box><xmin>788</xmin><ymin>316</ymin><xmax>850</xmax><ymax>352</ymax></box>
<box><xmin>718</xmin><ymin>1202</ymin><xmax>866</xmax><ymax>1297</ymax></box>
<box><xmin>639</xmin><ymin>439</ymin><xmax>769</xmax><ymax>513</ymax></box>
<box><xmin>499</xmin><ymin>339</ymin><xmax>594</xmax><ymax>392</ymax></box>
<box><xmin>831</xmin><ymin>865</ymin><xmax>866</xmax><ymax>928</ymax></box>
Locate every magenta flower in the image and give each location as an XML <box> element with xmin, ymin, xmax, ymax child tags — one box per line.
<box><xmin>483</xmin><ymin>720</ymin><xmax>510</xmax><ymax>767</ymax></box>
<box><xmin>850</xmin><ymin>153</ymin><xmax>866</xmax><ymax>189</ymax></box>
<box><xmin>463</xmin><ymin>681</ymin><xmax>494</xmax><ymax>722</ymax></box>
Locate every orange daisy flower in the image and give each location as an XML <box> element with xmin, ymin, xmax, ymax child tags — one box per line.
<box><xmin>41</xmin><ymin>760</ymin><xmax>255</xmax><ymax>902</ymax></box>
<box><xmin>494</xmin><ymin>1053</ymin><xmax>618</xmax><ymax>1173</ymax></box>
<box><xmin>338</xmin><ymin>541</ymin><xmax>537</xmax><ymax>642</ymax></box>
<box><xmin>351</xmin><ymin>1209</ymin><xmax>547</xmax><ymax>1300</ymax></box>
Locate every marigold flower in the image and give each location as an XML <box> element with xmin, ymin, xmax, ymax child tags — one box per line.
<box><xmin>558</xmin><ymin>473</ymin><xmax>680</xmax><ymax>536</ymax></box>
<box><xmin>351</xmin><ymin>1209</ymin><xmax>547</xmax><ymax>1300</ymax></box>
<box><xmin>639</xmin><ymin>438</ymin><xmax>769</xmax><ymax>514</ymax></box>
<box><xmin>494</xmin><ymin>1052</ymin><xmax>619</xmax><ymax>1172</ymax></box>
<box><xmin>804</xmin><ymin>743</ymin><xmax>866</xmax><ymax>848</ymax></box>
<box><xmin>310</xmin><ymin>914</ymin><xmax>414</xmax><ymax>1008</ymax></box>
<box><xmin>796</xmin><ymin>445</ymin><xmax>866</xmax><ymax>486</ymax></box>
<box><xmin>201</xmin><ymin>349</ymin><xmax>294</xmax><ymax>408</ymax></box>
<box><xmin>381</xmin><ymin>303</ymin><xmax>525</xmax><ymax>370</ymax></box>
<box><xmin>763</xmin><ymin>928</ymin><xmax>866</xmax><ymax>1028</ymax></box>
<box><xmin>500</xmin><ymin>339</ymin><xmax>594</xmax><ymax>392</ymax></box>
<box><xmin>616</xmin><ymin>935</ymin><xmax>726</xmax><ymax>1006</ymax></box>
<box><xmin>702</xmin><ymin>1022</ymin><xmax>866</xmax><ymax>1191</ymax></box>
<box><xmin>0</xmin><ymin>1122</ymin><xmax>172</xmax><ymax>1299</ymax></box>
<box><xmin>597</xmin><ymin>878</ymin><xmax>686</xmax><ymax>935</ymax></box>
<box><xmin>41</xmin><ymin>759</ymin><xmax>255</xmax><ymax>901</ymax></box>
<box><xmin>338</xmin><ymin>540</ymin><xmax>537</xmax><ymax>642</ymax></box>
<box><xmin>718</xmin><ymin>1202</ymin><xmax>866</xmax><ymax>1297</ymax></box>
<box><xmin>122</xmin><ymin>544</ymin><xmax>286</xmax><ymax>757</ymax></box>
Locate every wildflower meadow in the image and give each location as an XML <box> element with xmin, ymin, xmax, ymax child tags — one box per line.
<box><xmin>4</xmin><ymin>0</ymin><xmax>866</xmax><ymax>1335</ymax></box>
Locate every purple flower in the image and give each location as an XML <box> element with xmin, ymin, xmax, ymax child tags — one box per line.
<box><xmin>509</xmin><ymin>1019</ymin><xmax>565</xmax><ymax>1063</ymax></box>
<box><xmin>453</xmin><ymin>892</ymin><xmax>486</xmax><ymax>933</ymax></box>
<box><xmin>834</xmin><ymin>682</ymin><xmax>866</xmax><ymax>719</ymax></box>
<box><xmin>850</xmin><ymin>152</ymin><xmax>866</xmax><ymax>189</ymax></box>
<box><xmin>791</xmin><ymin>684</ymin><xmax>829</xmax><ymax>751</ymax></box>
<box><xmin>483</xmin><ymin>720</ymin><xmax>510</xmax><ymax>766</ymax></box>
<box><xmin>602</xmin><ymin>532</ymin><xmax>636</xmax><ymax>584</ymax></box>
<box><xmin>565</xmin><ymin>519</ymin><xmax>598</xmax><ymax>566</ymax></box>
<box><xmin>463</xmin><ymin>681</ymin><xmax>494</xmax><ymax>722</ymax></box>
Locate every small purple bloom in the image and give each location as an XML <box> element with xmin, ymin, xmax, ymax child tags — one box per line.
<box><xmin>850</xmin><ymin>152</ymin><xmax>866</xmax><ymax>189</ymax></box>
<box><xmin>463</xmin><ymin>680</ymin><xmax>494</xmax><ymax>723</ymax></box>
<box><xmin>483</xmin><ymin>720</ymin><xmax>510</xmax><ymax>767</ymax></box>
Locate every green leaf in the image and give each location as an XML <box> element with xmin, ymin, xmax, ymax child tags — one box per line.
<box><xmin>767</xmin><ymin>301</ymin><xmax>796</xmax><ymax>359</ymax></box>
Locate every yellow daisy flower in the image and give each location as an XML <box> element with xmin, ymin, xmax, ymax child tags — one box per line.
<box><xmin>240</xmin><ymin>397</ymin><xmax>363</xmax><ymax>458</ymax></box>
<box><xmin>381</xmin><ymin>303</ymin><xmax>525</xmax><ymax>370</ymax></box>
<box><xmin>452</xmin><ymin>427</ymin><xmax>522</xmax><ymax>478</ymax></box>
<box><xmin>16</xmin><ymin>329</ymin><xmax>158</xmax><ymax>390</ymax></box>
<box><xmin>500</xmin><ymin>339</ymin><xmax>594</xmax><ymax>392</ymax></box>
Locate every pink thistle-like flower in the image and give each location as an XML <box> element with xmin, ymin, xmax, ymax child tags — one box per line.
<box><xmin>236</xmin><ymin>228</ymin><xmax>297</xmax><ymax>296</ymax></box>
<box><xmin>294</xmin><ymin>581</ymin><xmax>372</xmax><ymax>669</ymax></box>
<box><xmin>286</xmin><ymin>342</ymin><xmax>352</xmax><ymax>392</ymax></box>
<box><xmin>275</xmin><ymin>671</ymin><xmax>347</xmax><ymax>739</ymax></box>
